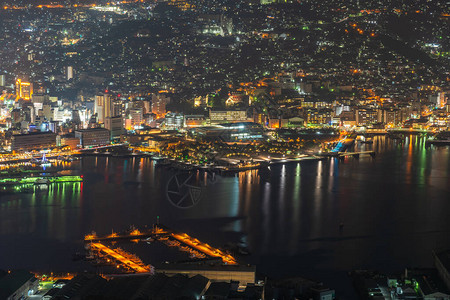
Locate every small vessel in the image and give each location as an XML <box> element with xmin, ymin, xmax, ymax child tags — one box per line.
<box><xmin>142</xmin><ymin>237</ymin><xmax>154</xmax><ymax>244</ymax></box>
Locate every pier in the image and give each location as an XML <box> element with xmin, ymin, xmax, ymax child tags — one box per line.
<box><xmin>170</xmin><ymin>232</ymin><xmax>237</xmax><ymax>265</ymax></box>
<box><xmin>319</xmin><ymin>150</ymin><xmax>376</xmax><ymax>159</ymax></box>
<box><xmin>0</xmin><ymin>175</ymin><xmax>83</xmax><ymax>186</ymax></box>
<box><xmin>85</xmin><ymin>227</ymin><xmax>167</xmax><ymax>243</ymax></box>
<box><xmin>84</xmin><ymin>225</ymin><xmax>239</xmax><ymax>274</ymax></box>
<box><xmin>88</xmin><ymin>242</ymin><xmax>153</xmax><ymax>274</ymax></box>
<box><xmin>337</xmin><ymin>151</ymin><xmax>376</xmax><ymax>159</ymax></box>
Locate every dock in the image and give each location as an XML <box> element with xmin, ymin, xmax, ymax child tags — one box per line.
<box><xmin>88</xmin><ymin>242</ymin><xmax>153</xmax><ymax>274</ymax></box>
<box><xmin>84</xmin><ymin>225</ymin><xmax>239</xmax><ymax>275</ymax></box>
<box><xmin>319</xmin><ymin>151</ymin><xmax>376</xmax><ymax>159</ymax></box>
<box><xmin>338</xmin><ymin>151</ymin><xmax>376</xmax><ymax>159</ymax></box>
<box><xmin>170</xmin><ymin>232</ymin><xmax>237</xmax><ymax>265</ymax></box>
<box><xmin>85</xmin><ymin>227</ymin><xmax>167</xmax><ymax>243</ymax></box>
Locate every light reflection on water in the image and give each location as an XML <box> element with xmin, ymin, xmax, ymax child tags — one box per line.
<box><xmin>0</xmin><ymin>136</ymin><xmax>449</xmax><ymax>297</ymax></box>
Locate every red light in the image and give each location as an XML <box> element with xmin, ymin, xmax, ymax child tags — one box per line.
<box><xmin>105</xmin><ymin>90</ymin><xmax>108</xmax><ymax>93</ymax></box>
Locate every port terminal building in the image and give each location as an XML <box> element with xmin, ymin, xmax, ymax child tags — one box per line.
<box><xmin>11</xmin><ymin>131</ymin><xmax>56</xmax><ymax>151</ymax></box>
<box><xmin>155</xmin><ymin>262</ymin><xmax>256</xmax><ymax>287</ymax></box>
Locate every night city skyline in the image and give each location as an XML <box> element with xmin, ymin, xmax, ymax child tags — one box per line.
<box><xmin>0</xmin><ymin>0</ymin><xmax>449</xmax><ymax>299</ymax></box>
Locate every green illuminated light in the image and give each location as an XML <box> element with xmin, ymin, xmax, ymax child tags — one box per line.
<box><xmin>0</xmin><ymin>176</ymin><xmax>83</xmax><ymax>186</ymax></box>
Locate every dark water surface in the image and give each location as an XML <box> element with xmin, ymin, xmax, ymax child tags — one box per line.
<box><xmin>1</xmin><ymin>135</ymin><xmax>449</xmax><ymax>298</ymax></box>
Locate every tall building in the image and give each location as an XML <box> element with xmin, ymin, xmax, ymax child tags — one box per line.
<box><xmin>94</xmin><ymin>94</ymin><xmax>104</xmax><ymax>123</ymax></box>
<box><xmin>94</xmin><ymin>93</ymin><xmax>113</xmax><ymax>123</ymax></box>
<box><xmin>105</xmin><ymin>116</ymin><xmax>123</xmax><ymax>139</ymax></box>
<box><xmin>41</xmin><ymin>104</ymin><xmax>53</xmax><ymax>121</ymax></box>
<box><xmin>22</xmin><ymin>104</ymin><xmax>35</xmax><ymax>124</ymax></box>
<box><xmin>11</xmin><ymin>109</ymin><xmax>23</xmax><ymax>124</ymax></box>
<box><xmin>67</xmin><ymin>66</ymin><xmax>74</xmax><ymax>80</ymax></box>
<box><xmin>113</xmin><ymin>100</ymin><xmax>124</xmax><ymax>117</ymax></box>
<box><xmin>104</xmin><ymin>94</ymin><xmax>112</xmax><ymax>119</ymax></box>
<box><xmin>0</xmin><ymin>75</ymin><xmax>5</xmax><ymax>87</ymax></box>
<box><xmin>429</xmin><ymin>92</ymin><xmax>446</xmax><ymax>108</ymax></box>
<box><xmin>130</xmin><ymin>108</ymin><xmax>143</xmax><ymax>127</ymax></box>
<box><xmin>15</xmin><ymin>78</ymin><xmax>33</xmax><ymax>100</ymax></box>
<box><xmin>383</xmin><ymin>108</ymin><xmax>402</xmax><ymax>125</ymax></box>
<box><xmin>151</xmin><ymin>94</ymin><xmax>169</xmax><ymax>118</ymax></box>
<box><xmin>142</xmin><ymin>100</ymin><xmax>151</xmax><ymax>114</ymax></box>
<box><xmin>355</xmin><ymin>108</ymin><xmax>380</xmax><ymax>126</ymax></box>
<box><xmin>31</xmin><ymin>93</ymin><xmax>49</xmax><ymax>113</ymax></box>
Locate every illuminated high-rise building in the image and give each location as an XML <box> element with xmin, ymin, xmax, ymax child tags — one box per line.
<box><xmin>104</xmin><ymin>94</ymin><xmax>112</xmax><ymax>119</ymax></box>
<box><xmin>15</xmin><ymin>78</ymin><xmax>33</xmax><ymax>100</ymax></box>
<box><xmin>130</xmin><ymin>108</ymin><xmax>143</xmax><ymax>127</ymax></box>
<box><xmin>105</xmin><ymin>116</ymin><xmax>123</xmax><ymax>139</ymax></box>
<box><xmin>94</xmin><ymin>93</ymin><xmax>113</xmax><ymax>123</ymax></box>
<box><xmin>0</xmin><ymin>75</ymin><xmax>5</xmax><ymax>87</ymax></box>
<box><xmin>429</xmin><ymin>92</ymin><xmax>447</xmax><ymax>108</ymax></box>
<box><xmin>94</xmin><ymin>94</ymin><xmax>104</xmax><ymax>123</ymax></box>
<box><xmin>113</xmin><ymin>100</ymin><xmax>124</xmax><ymax>117</ymax></box>
<box><xmin>151</xmin><ymin>94</ymin><xmax>169</xmax><ymax>118</ymax></box>
<box><xmin>67</xmin><ymin>66</ymin><xmax>74</xmax><ymax>80</ymax></box>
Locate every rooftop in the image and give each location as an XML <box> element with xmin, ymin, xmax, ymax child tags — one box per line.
<box><xmin>0</xmin><ymin>270</ymin><xmax>36</xmax><ymax>300</ymax></box>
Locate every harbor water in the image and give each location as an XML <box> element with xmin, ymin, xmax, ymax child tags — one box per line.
<box><xmin>0</xmin><ymin>135</ymin><xmax>449</xmax><ymax>298</ymax></box>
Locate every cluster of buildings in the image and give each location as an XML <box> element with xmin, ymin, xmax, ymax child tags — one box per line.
<box><xmin>0</xmin><ymin>0</ymin><xmax>448</xmax><ymax>153</ymax></box>
<box><xmin>3</xmin><ymin>74</ymin><xmax>449</xmax><ymax>152</ymax></box>
<box><xmin>0</xmin><ymin>88</ymin><xmax>173</xmax><ymax>151</ymax></box>
<box><xmin>353</xmin><ymin>250</ymin><xmax>450</xmax><ymax>300</ymax></box>
<box><xmin>0</xmin><ymin>268</ymin><xmax>336</xmax><ymax>300</ymax></box>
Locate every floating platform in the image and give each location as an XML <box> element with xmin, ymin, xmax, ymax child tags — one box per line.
<box><xmin>0</xmin><ymin>175</ymin><xmax>83</xmax><ymax>186</ymax></box>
